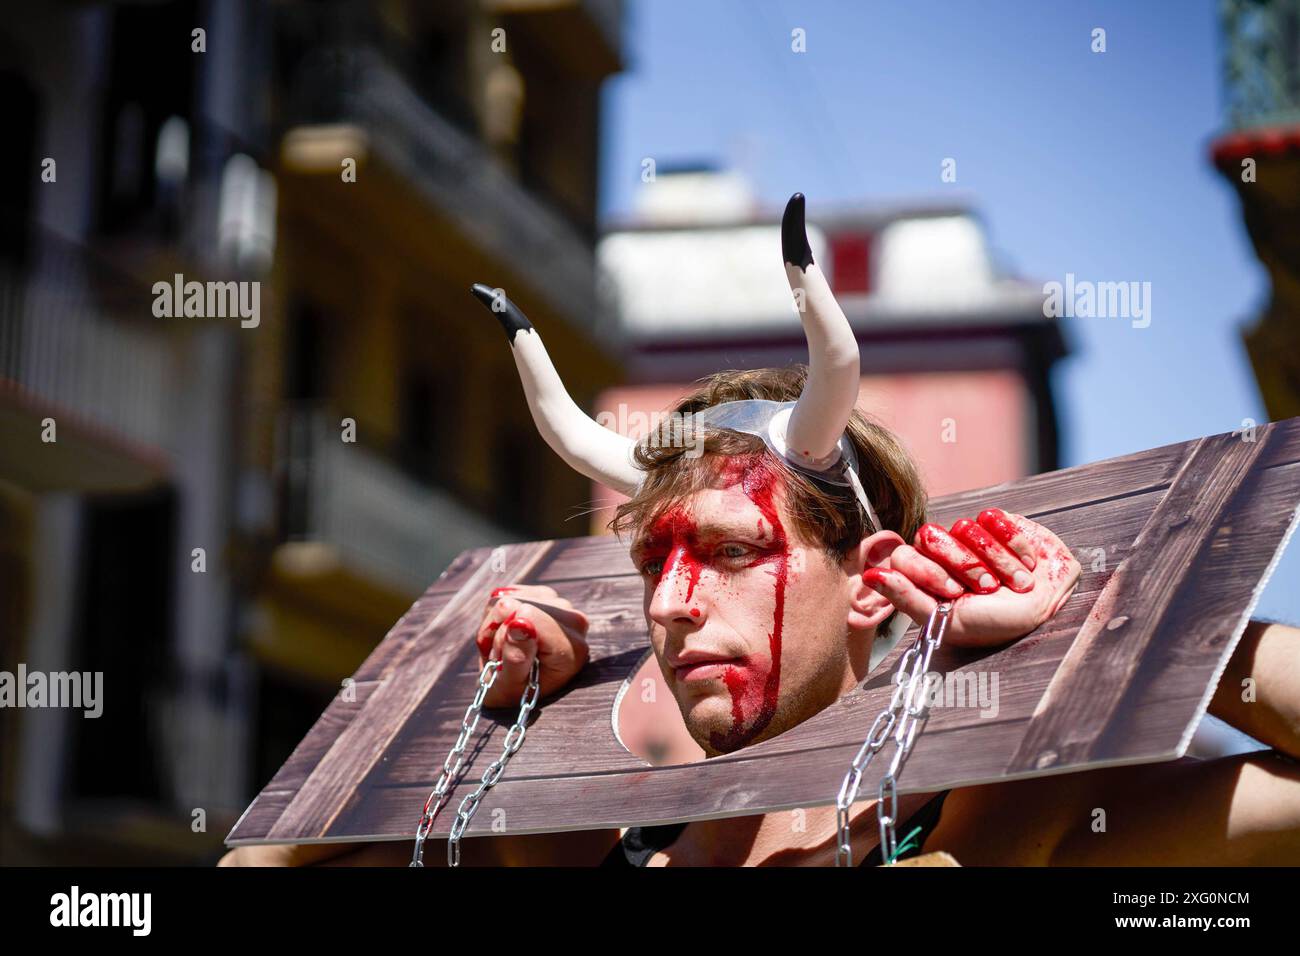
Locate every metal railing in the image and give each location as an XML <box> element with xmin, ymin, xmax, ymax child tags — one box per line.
<box><xmin>282</xmin><ymin>37</ymin><xmax>613</xmax><ymax>346</ymax></box>
<box><xmin>1220</xmin><ymin>0</ymin><xmax>1300</xmax><ymax>129</ymax></box>
<box><xmin>0</xmin><ymin>233</ymin><xmax>177</xmax><ymax>456</ymax></box>
<box><xmin>277</xmin><ymin>406</ymin><xmax>518</xmax><ymax>596</ymax></box>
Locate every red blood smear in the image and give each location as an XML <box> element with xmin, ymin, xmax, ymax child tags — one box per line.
<box><xmin>977</xmin><ymin>509</ymin><xmax>1019</xmax><ymax>541</ymax></box>
<box><xmin>641</xmin><ymin>454</ymin><xmax>791</xmax><ymax>752</ymax></box>
<box><xmin>708</xmin><ymin>455</ymin><xmax>788</xmax><ymax>753</ymax></box>
<box><xmin>918</xmin><ymin>523</ymin><xmax>997</xmax><ymax>592</ymax></box>
<box><xmin>978</xmin><ymin>508</ymin><xmax>1045</xmax><ymax>573</ymax></box>
<box><xmin>689</xmin><ymin>608</ymin><xmax>701</xmax><ymax>617</ymax></box>
<box><xmin>648</xmin><ymin>507</ymin><xmax>704</xmax><ymax>604</ymax></box>
<box><xmin>952</xmin><ymin>519</ymin><xmax>1010</xmax><ymax>560</ymax></box>
<box><xmin>862</xmin><ymin>568</ymin><xmax>891</xmax><ymax>589</ymax></box>
<box><xmin>490</xmin><ymin>586</ymin><xmax>516</xmax><ymax>598</ymax></box>
<box><xmin>502</xmin><ymin>610</ymin><xmax>537</xmax><ymax>640</ymax></box>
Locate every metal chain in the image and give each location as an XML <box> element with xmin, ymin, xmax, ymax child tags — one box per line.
<box><xmin>410</xmin><ymin>655</ymin><xmax>541</xmax><ymax>867</ymax></box>
<box><xmin>835</xmin><ymin>601</ymin><xmax>952</xmax><ymax>867</ymax></box>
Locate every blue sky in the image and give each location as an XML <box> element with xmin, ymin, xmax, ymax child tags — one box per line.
<box><xmin>597</xmin><ymin>0</ymin><xmax>1297</xmax><ymax>622</ymax></box>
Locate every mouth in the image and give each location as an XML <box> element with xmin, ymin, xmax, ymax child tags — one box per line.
<box><xmin>671</xmin><ymin>656</ymin><xmax>742</xmax><ymax>683</ymax></box>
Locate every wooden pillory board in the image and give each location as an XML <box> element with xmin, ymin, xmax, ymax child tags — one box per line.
<box><xmin>228</xmin><ymin>418</ymin><xmax>1300</xmax><ymax>846</ymax></box>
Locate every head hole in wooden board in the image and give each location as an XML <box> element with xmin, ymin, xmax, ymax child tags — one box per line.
<box><xmin>612</xmin><ymin>646</ymin><xmax>707</xmax><ymax>766</ymax></box>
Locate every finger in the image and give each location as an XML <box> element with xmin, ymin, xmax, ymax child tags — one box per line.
<box><xmin>494</xmin><ymin>607</ymin><xmax>539</xmax><ymax>689</ymax></box>
<box><xmin>885</xmin><ymin>543</ymin><xmax>967</xmax><ymax>600</ymax></box>
<box><xmin>497</xmin><ymin>600</ymin><xmax>588</xmax><ymax>679</ymax></box>
<box><xmin>950</xmin><ymin>518</ymin><xmax>1034</xmax><ymax>592</ymax></box>
<box><xmin>914</xmin><ymin>523</ymin><xmax>999</xmax><ymax>593</ymax></box>
<box><xmin>862</xmin><ymin>568</ymin><xmax>938</xmax><ymax>627</ymax></box>
<box><xmin>976</xmin><ymin>508</ymin><xmax>1038</xmax><ymax>571</ymax></box>
<box><xmin>1009</xmin><ymin>512</ymin><xmax>1080</xmax><ymax>593</ymax></box>
<box><xmin>477</xmin><ymin>619</ymin><xmax>502</xmax><ymax>661</ymax></box>
<box><xmin>508</xmin><ymin>596</ymin><xmax>589</xmax><ymax>637</ymax></box>
<box><xmin>485</xmin><ymin>583</ymin><xmax>558</xmax><ymax>611</ymax></box>
<box><xmin>476</xmin><ymin>596</ymin><xmax>519</xmax><ymax>660</ymax></box>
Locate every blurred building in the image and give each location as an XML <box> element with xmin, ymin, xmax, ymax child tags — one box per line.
<box><xmin>1211</xmin><ymin>0</ymin><xmax>1300</xmax><ymax>421</ymax></box>
<box><xmin>601</xmin><ymin>166</ymin><xmax>1069</xmax><ymax>766</ymax></box>
<box><xmin>0</xmin><ymin>0</ymin><xmax>623</xmax><ymax>863</ymax></box>
<box><xmin>589</xmin><ymin>166</ymin><xmax>1068</xmax><ymax>533</ymax></box>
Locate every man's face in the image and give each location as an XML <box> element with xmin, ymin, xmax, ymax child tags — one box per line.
<box><xmin>630</xmin><ymin>453</ymin><xmax>857</xmax><ymax>756</ymax></box>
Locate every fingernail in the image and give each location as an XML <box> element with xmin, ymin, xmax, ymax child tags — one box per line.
<box><xmin>947</xmin><ymin>579</ymin><xmax>964</xmax><ymax>596</ymax></box>
<box><xmin>504</xmin><ymin>611</ymin><xmax>537</xmax><ymax>642</ymax></box>
<box><xmin>978</xmin><ymin>573</ymin><xmax>997</xmax><ymax>591</ymax></box>
<box><xmin>1013</xmin><ymin>570</ymin><xmax>1033</xmax><ymax>590</ymax></box>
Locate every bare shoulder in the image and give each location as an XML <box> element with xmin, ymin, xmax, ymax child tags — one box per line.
<box><xmin>925</xmin><ymin>760</ymin><xmax>1195</xmax><ymax>865</ymax></box>
<box><xmin>924</xmin><ymin>771</ymin><xmax>1093</xmax><ymax>865</ymax></box>
<box><xmin>927</xmin><ymin>752</ymin><xmax>1300</xmax><ymax>866</ymax></box>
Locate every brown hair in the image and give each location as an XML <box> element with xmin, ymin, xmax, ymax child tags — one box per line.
<box><xmin>607</xmin><ymin>365</ymin><xmax>929</xmax><ymax>562</ymax></box>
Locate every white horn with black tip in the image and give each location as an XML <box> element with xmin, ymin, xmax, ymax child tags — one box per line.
<box><xmin>780</xmin><ymin>193</ymin><xmax>861</xmax><ymax>469</ymax></box>
<box><xmin>471</xmin><ymin>284</ymin><xmax>642</xmax><ymax>496</ymax></box>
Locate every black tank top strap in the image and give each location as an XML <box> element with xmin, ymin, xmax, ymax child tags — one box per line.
<box><xmin>860</xmin><ymin>789</ymin><xmax>951</xmax><ymax>867</ymax></box>
<box><xmin>600</xmin><ymin>821</ymin><xmax>690</xmax><ymax>867</ymax></box>
<box><xmin>600</xmin><ymin>790</ymin><xmax>950</xmax><ymax>867</ymax></box>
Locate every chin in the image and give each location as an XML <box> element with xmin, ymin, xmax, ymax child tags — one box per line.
<box><xmin>677</xmin><ymin>691</ymin><xmax>734</xmax><ymax>743</ymax></box>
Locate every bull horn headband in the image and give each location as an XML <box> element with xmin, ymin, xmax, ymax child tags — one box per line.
<box><xmin>470</xmin><ymin>192</ymin><xmax>883</xmax><ymax>535</ymax></box>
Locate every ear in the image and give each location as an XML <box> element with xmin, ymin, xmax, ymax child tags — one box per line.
<box><xmin>842</xmin><ymin>530</ymin><xmax>907</xmax><ymax>631</ymax></box>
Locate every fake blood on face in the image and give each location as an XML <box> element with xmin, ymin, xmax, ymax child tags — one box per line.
<box><xmin>648</xmin><ymin>507</ymin><xmax>705</xmax><ymax>605</ymax></box>
<box><xmin>707</xmin><ymin>455</ymin><xmax>789</xmax><ymax>753</ymax></box>
<box><xmin>643</xmin><ymin>453</ymin><xmax>792</xmax><ymax>753</ymax></box>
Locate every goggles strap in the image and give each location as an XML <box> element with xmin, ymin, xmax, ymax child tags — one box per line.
<box><xmin>842</xmin><ymin>459</ymin><xmax>884</xmax><ymax>536</ymax></box>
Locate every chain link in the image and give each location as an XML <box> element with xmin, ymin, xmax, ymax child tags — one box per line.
<box><xmin>835</xmin><ymin>601</ymin><xmax>952</xmax><ymax>867</ymax></box>
<box><xmin>410</xmin><ymin>655</ymin><xmax>541</xmax><ymax>867</ymax></box>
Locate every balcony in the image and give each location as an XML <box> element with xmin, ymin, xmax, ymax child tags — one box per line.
<box><xmin>279</xmin><ymin>46</ymin><xmax>615</xmax><ymax>349</ymax></box>
<box><xmin>1220</xmin><ymin>0</ymin><xmax>1300</xmax><ymax>131</ymax></box>
<box><xmin>0</xmin><ymin>233</ymin><xmax>178</xmax><ymax>492</ymax></box>
<box><xmin>1213</xmin><ymin>0</ymin><xmax>1300</xmax><ymax>420</ymax></box>
<box><xmin>274</xmin><ymin>406</ymin><xmax>518</xmax><ymax>602</ymax></box>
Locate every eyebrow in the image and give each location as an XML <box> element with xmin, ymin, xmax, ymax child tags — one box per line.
<box><xmin>631</xmin><ymin>518</ymin><xmax>774</xmax><ymax>555</ymax></box>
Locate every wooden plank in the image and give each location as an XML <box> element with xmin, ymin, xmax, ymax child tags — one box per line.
<box><xmin>352</xmin><ymin>593</ymin><xmax>455</xmax><ymax>682</ymax></box>
<box><xmin>228</xmin><ymin>419</ymin><xmax>1300</xmax><ymax>846</ymax></box>
<box><xmin>1005</xmin><ymin>430</ymin><xmax>1271</xmax><ymax>774</ymax></box>
<box><xmin>263</xmin><ymin>541</ymin><xmax>556</xmax><ymax>841</ymax></box>
<box><xmin>333</xmin><ymin>717</ymin><xmax>1032</xmax><ymax>839</ymax></box>
<box><xmin>1093</xmin><ymin>456</ymin><xmax>1300</xmax><ymax>763</ymax></box>
<box><xmin>263</xmin><ymin>681</ymin><xmax>382</xmax><ymax>793</ymax></box>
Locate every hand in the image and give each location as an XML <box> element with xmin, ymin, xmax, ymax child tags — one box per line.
<box><xmin>474</xmin><ymin>584</ymin><xmax>590</xmax><ymax>708</ymax></box>
<box><xmin>863</xmin><ymin>508</ymin><xmax>1080</xmax><ymax>648</ymax></box>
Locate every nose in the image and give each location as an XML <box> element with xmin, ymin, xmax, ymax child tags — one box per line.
<box><xmin>647</xmin><ymin>545</ymin><xmax>705</xmax><ymax>629</ymax></box>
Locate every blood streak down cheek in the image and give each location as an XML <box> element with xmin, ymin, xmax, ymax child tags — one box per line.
<box><xmin>706</xmin><ymin>455</ymin><xmax>791</xmax><ymax>753</ymax></box>
<box><xmin>643</xmin><ymin>506</ymin><xmax>705</xmax><ymax>604</ymax></box>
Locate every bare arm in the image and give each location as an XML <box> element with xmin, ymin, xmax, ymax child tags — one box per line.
<box><xmin>1208</xmin><ymin>619</ymin><xmax>1300</xmax><ymax>759</ymax></box>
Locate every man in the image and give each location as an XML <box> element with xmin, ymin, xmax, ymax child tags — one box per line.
<box><xmin>220</xmin><ymin>195</ymin><xmax>1300</xmax><ymax>866</ymax></box>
